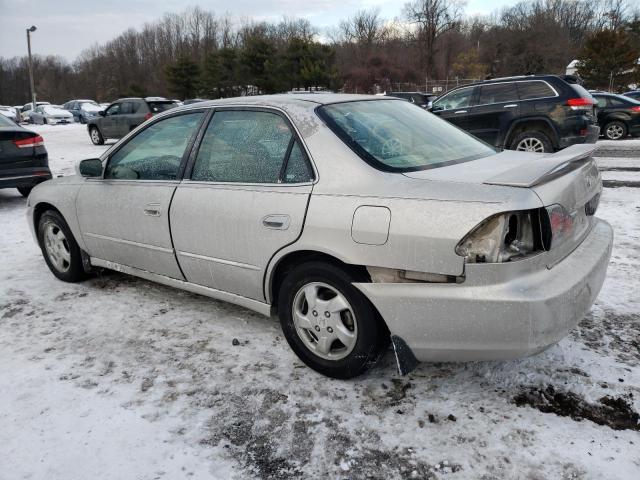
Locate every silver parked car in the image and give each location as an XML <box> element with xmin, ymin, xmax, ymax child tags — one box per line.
<box><xmin>28</xmin><ymin>105</ymin><xmax>74</xmax><ymax>125</ymax></box>
<box><xmin>26</xmin><ymin>94</ymin><xmax>613</xmax><ymax>378</ymax></box>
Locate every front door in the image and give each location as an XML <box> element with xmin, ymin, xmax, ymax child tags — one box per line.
<box><xmin>466</xmin><ymin>82</ymin><xmax>520</xmax><ymax>147</ymax></box>
<box><xmin>170</xmin><ymin>108</ymin><xmax>315</xmax><ymax>301</ymax></box>
<box><xmin>77</xmin><ymin>111</ymin><xmax>205</xmax><ymax>278</ymax></box>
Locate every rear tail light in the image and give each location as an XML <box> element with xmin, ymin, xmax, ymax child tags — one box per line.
<box><xmin>542</xmin><ymin>204</ymin><xmax>576</xmax><ymax>250</ymax></box>
<box><xmin>567</xmin><ymin>98</ymin><xmax>594</xmax><ymax>108</ymax></box>
<box><xmin>630</xmin><ymin>106</ymin><xmax>640</xmax><ymax>112</ymax></box>
<box><xmin>13</xmin><ymin>135</ymin><xmax>44</xmax><ymax>148</ymax></box>
<box><xmin>144</xmin><ymin>112</ymin><xmax>153</xmax><ymax>120</ymax></box>
<box><xmin>455</xmin><ymin>210</ymin><xmax>545</xmax><ymax>263</ymax></box>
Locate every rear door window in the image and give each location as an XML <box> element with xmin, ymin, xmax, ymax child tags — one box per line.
<box><xmin>477</xmin><ymin>83</ymin><xmax>518</xmax><ymax>105</ymax></box>
<box><xmin>148</xmin><ymin>101</ymin><xmax>177</xmax><ymax>113</ymax></box>
<box><xmin>119</xmin><ymin>102</ymin><xmax>134</xmax><ymax>115</ymax></box>
<box><xmin>192</xmin><ymin>110</ymin><xmax>311</xmax><ymax>184</ymax></box>
<box><xmin>517</xmin><ymin>81</ymin><xmax>556</xmax><ymax>100</ymax></box>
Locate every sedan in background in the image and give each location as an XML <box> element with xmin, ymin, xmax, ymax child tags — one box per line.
<box><xmin>20</xmin><ymin>101</ymin><xmax>50</xmax><ymax>122</ymax></box>
<box><xmin>62</xmin><ymin>99</ymin><xmax>103</xmax><ymax>123</ymax></box>
<box><xmin>592</xmin><ymin>92</ymin><xmax>640</xmax><ymax>140</ymax></box>
<box><xmin>28</xmin><ymin>105</ymin><xmax>74</xmax><ymax>125</ymax></box>
<box><xmin>28</xmin><ymin>95</ymin><xmax>612</xmax><ymax>378</ymax></box>
<box><xmin>0</xmin><ymin>113</ymin><xmax>51</xmax><ymax>196</ymax></box>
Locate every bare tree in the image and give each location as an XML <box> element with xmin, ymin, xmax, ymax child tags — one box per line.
<box><xmin>404</xmin><ymin>0</ymin><xmax>465</xmax><ymax>77</ymax></box>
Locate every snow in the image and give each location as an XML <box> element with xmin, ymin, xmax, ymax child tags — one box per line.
<box><xmin>1</xmin><ymin>124</ymin><xmax>639</xmax><ymax>479</ymax></box>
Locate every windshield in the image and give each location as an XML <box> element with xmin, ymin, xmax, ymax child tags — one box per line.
<box><xmin>148</xmin><ymin>101</ymin><xmax>178</xmax><ymax>113</ymax></box>
<box><xmin>81</xmin><ymin>103</ymin><xmax>103</xmax><ymax>112</ymax></box>
<box><xmin>317</xmin><ymin>99</ymin><xmax>495</xmax><ymax>172</ymax></box>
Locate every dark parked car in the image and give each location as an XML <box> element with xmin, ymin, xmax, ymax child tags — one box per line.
<box><xmin>62</xmin><ymin>99</ymin><xmax>103</xmax><ymax>123</ymax></box>
<box><xmin>592</xmin><ymin>92</ymin><xmax>640</xmax><ymax>140</ymax></box>
<box><xmin>87</xmin><ymin>97</ymin><xmax>178</xmax><ymax>145</ymax></box>
<box><xmin>385</xmin><ymin>92</ymin><xmax>436</xmax><ymax>108</ymax></box>
<box><xmin>623</xmin><ymin>91</ymin><xmax>640</xmax><ymax>101</ymax></box>
<box><xmin>0</xmin><ymin>114</ymin><xmax>51</xmax><ymax>196</ymax></box>
<box><xmin>430</xmin><ymin>75</ymin><xmax>599</xmax><ymax>153</ymax></box>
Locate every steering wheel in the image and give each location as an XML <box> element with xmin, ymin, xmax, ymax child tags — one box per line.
<box><xmin>381</xmin><ymin>138</ymin><xmax>405</xmax><ymax>157</ymax></box>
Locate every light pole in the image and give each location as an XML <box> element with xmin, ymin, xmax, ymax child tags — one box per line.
<box><xmin>26</xmin><ymin>25</ymin><xmax>37</xmax><ymax>109</ymax></box>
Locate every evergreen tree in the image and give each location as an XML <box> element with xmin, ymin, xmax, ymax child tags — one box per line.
<box><xmin>165</xmin><ymin>57</ymin><xmax>201</xmax><ymax>99</ymax></box>
<box><xmin>576</xmin><ymin>29</ymin><xmax>639</xmax><ymax>91</ymax></box>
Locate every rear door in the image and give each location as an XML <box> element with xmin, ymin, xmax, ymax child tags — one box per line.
<box><xmin>116</xmin><ymin>101</ymin><xmax>136</xmax><ymax>137</ymax></box>
<box><xmin>77</xmin><ymin>111</ymin><xmax>205</xmax><ymax>278</ymax></box>
<box><xmin>466</xmin><ymin>82</ymin><xmax>520</xmax><ymax>147</ymax></box>
<box><xmin>431</xmin><ymin>86</ymin><xmax>475</xmax><ymax>131</ymax></box>
<box><xmin>170</xmin><ymin>108</ymin><xmax>315</xmax><ymax>301</ymax></box>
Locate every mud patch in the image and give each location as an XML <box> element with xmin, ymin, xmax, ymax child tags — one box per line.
<box><xmin>514</xmin><ymin>385</ymin><xmax>639</xmax><ymax>431</ymax></box>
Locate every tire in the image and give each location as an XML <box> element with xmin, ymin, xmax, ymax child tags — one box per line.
<box><xmin>603</xmin><ymin>121</ymin><xmax>627</xmax><ymax>140</ymax></box>
<box><xmin>37</xmin><ymin>210</ymin><xmax>88</xmax><ymax>282</ymax></box>
<box><xmin>43</xmin><ymin>118</ymin><xmax>47</xmax><ymax>125</ymax></box>
<box><xmin>17</xmin><ymin>186</ymin><xmax>33</xmax><ymax>197</ymax></box>
<box><xmin>89</xmin><ymin>126</ymin><xmax>104</xmax><ymax>145</ymax></box>
<box><xmin>277</xmin><ymin>261</ymin><xmax>389</xmax><ymax>379</ymax></box>
<box><xmin>509</xmin><ymin>130</ymin><xmax>553</xmax><ymax>153</ymax></box>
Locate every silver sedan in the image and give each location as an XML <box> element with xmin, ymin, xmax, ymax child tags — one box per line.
<box><xmin>26</xmin><ymin>94</ymin><xmax>613</xmax><ymax>378</ymax></box>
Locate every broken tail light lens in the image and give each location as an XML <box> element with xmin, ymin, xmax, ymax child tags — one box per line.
<box><xmin>455</xmin><ymin>210</ymin><xmax>544</xmax><ymax>263</ymax></box>
<box><xmin>543</xmin><ymin>204</ymin><xmax>576</xmax><ymax>250</ymax></box>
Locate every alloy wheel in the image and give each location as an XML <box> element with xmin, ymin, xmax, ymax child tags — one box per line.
<box><xmin>43</xmin><ymin>222</ymin><xmax>71</xmax><ymax>272</ymax></box>
<box><xmin>91</xmin><ymin>128</ymin><xmax>101</xmax><ymax>144</ymax></box>
<box><xmin>292</xmin><ymin>282</ymin><xmax>358</xmax><ymax>360</ymax></box>
<box><xmin>516</xmin><ymin>137</ymin><xmax>545</xmax><ymax>152</ymax></box>
<box><xmin>606</xmin><ymin>124</ymin><xmax>624</xmax><ymax>140</ymax></box>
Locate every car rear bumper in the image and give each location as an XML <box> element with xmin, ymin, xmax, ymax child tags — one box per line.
<box><xmin>0</xmin><ymin>166</ymin><xmax>52</xmax><ymax>188</ymax></box>
<box><xmin>354</xmin><ymin>219</ymin><xmax>613</xmax><ymax>362</ymax></box>
<box><xmin>559</xmin><ymin>124</ymin><xmax>600</xmax><ymax>148</ymax></box>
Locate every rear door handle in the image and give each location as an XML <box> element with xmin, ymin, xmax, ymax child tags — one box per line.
<box><xmin>454</xmin><ymin>110</ymin><xmax>467</xmax><ymax>114</ymax></box>
<box><xmin>262</xmin><ymin>214</ymin><xmax>290</xmax><ymax>230</ymax></box>
<box><xmin>503</xmin><ymin>104</ymin><xmax>518</xmax><ymax>108</ymax></box>
<box><xmin>143</xmin><ymin>203</ymin><xmax>161</xmax><ymax>217</ymax></box>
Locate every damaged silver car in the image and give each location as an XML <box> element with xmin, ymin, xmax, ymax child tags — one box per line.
<box><xmin>27</xmin><ymin>94</ymin><xmax>613</xmax><ymax>378</ymax></box>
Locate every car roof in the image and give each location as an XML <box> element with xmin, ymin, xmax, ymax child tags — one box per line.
<box><xmin>192</xmin><ymin>93</ymin><xmax>385</xmax><ymax>109</ymax></box>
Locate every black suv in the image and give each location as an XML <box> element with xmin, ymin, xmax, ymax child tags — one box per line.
<box><xmin>87</xmin><ymin>97</ymin><xmax>178</xmax><ymax>145</ymax></box>
<box><xmin>430</xmin><ymin>75</ymin><xmax>599</xmax><ymax>153</ymax></box>
<box><xmin>386</xmin><ymin>92</ymin><xmax>436</xmax><ymax>109</ymax></box>
<box><xmin>592</xmin><ymin>92</ymin><xmax>640</xmax><ymax>140</ymax></box>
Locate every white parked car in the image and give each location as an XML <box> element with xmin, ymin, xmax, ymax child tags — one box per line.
<box><xmin>28</xmin><ymin>105</ymin><xmax>74</xmax><ymax>125</ymax></box>
<box><xmin>21</xmin><ymin>101</ymin><xmax>50</xmax><ymax>122</ymax></box>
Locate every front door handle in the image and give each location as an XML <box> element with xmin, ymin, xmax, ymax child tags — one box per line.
<box><xmin>143</xmin><ymin>203</ymin><xmax>161</xmax><ymax>217</ymax></box>
<box><xmin>503</xmin><ymin>104</ymin><xmax>518</xmax><ymax>108</ymax></box>
<box><xmin>262</xmin><ymin>214</ymin><xmax>290</xmax><ymax>230</ymax></box>
<box><xmin>454</xmin><ymin>110</ymin><xmax>467</xmax><ymax>114</ymax></box>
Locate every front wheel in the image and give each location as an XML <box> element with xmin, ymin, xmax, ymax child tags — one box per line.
<box><xmin>277</xmin><ymin>261</ymin><xmax>388</xmax><ymax>379</ymax></box>
<box><xmin>89</xmin><ymin>126</ymin><xmax>104</xmax><ymax>145</ymax></box>
<box><xmin>604</xmin><ymin>121</ymin><xmax>627</xmax><ymax>140</ymax></box>
<box><xmin>37</xmin><ymin>210</ymin><xmax>88</xmax><ymax>282</ymax></box>
<box><xmin>509</xmin><ymin>130</ymin><xmax>553</xmax><ymax>153</ymax></box>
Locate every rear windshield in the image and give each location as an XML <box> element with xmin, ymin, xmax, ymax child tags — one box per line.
<box><xmin>317</xmin><ymin>99</ymin><xmax>495</xmax><ymax>172</ymax></box>
<box><xmin>148</xmin><ymin>101</ymin><xmax>178</xmax><ymax>113</ymax></box>
<box><xmin>0</xmin><ymin>114</ymin><xmax>15</xmax><ymax>127</ymax></box>
<box><xmin>570</xmin><ymin>83</ymin><xmax>594</xmax><ymax>101</ymax></box>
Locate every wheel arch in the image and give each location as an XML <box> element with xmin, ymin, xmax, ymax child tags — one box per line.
<box><xmin>266</xmin><ymin>249</ymin><xmax>371</xmax><ymax>312</ymax></box>
<box><xmin>504</xmin><ymin>117</ymin><xmax>559</xmax><ymax>150</ymax></box>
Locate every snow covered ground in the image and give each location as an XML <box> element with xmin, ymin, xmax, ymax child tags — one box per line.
<box><xmin>1</xmin><ymin>124</ymin><xmax>639</xmax><ymax>479</ymax></box>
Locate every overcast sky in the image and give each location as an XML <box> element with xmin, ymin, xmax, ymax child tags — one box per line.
<box><xmin>0</xmin><ymin>0</ymin><xmax>517</xmax><ymax>60</ymax></box>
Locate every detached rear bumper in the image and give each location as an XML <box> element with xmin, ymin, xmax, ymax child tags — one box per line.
<box><xmin>355</xmin><ymin>219</ymin><xmax>613</xmax><ymax>362</ymax></box>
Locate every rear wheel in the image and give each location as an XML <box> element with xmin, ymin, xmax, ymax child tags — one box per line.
<box><xmin>604</xmin><ymin>121</ymin><xmax>627</xmax><ymax>140</ymax></box>
<box><xmin>277</xmin><ymin>261</ymin><xmax>388</xmax><ymax>378</ymax></box>
<box><xmin>37</xmin><ymin>210</ymin><xmax>88</xmax><ymax>282</ymax></box>
<box><xmin>510</xmin><ymin>130</ymin><xmax>553</xmax><ymax>153</ymax></box>
<box><xmin>89</xmin><ymin>126</ymin><xmax>104</xmax><ymax>145</ymax></box>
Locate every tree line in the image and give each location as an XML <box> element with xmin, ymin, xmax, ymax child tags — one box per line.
<box><xmin>0</xmin><ymin>0</ymin><xmax>638</xmax><ymax>105</ymax></box>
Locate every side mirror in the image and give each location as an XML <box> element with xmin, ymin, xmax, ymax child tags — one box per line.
<box><xmin>99</xmin><ymin>110</ymin><xmax>106</xmax><ymax>116</ymax></box>
<box><xmin>78</xmin><ymin>158</ymin><xmax>103</xmax><ymax>178</ymax></box>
